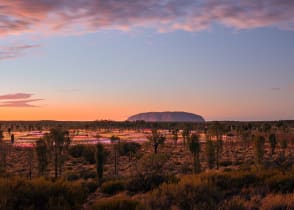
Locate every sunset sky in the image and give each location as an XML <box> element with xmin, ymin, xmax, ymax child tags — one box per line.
<box><xmin>0</xmin><ymin>0</ymin><xmax>294</xmax><ymax>121</ymax></box>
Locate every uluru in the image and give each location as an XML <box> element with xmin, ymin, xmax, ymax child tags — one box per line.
<box><xmin>127</xmin><ymin>111</ymin><xmax>205</xmax><ymax>122</ymax></box>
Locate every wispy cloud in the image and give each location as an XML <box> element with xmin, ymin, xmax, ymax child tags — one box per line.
<box><xmin>0</xmin><ymin>93</ymin><xmax>43</xmax><ymax>107</ymax></box>
<box><xmin>0</xmin><ymin>44</ymin><xmax>40</xmax><ymax>60</ymax></box>
<box><xmin>0</xmin><ymin>0</ymin><xmax>294</xmax><ymax>37</ymax></box>
<box><xmin>0</xmin><ymin>93</ymin><xmax>32</xmax><ymax>100</ymax></box>
<box><xmin>269</xmin><ymin>87</ymin><xmax>281</xmax><ymax>91</ymax></box>
<box><xmin>0</xmin><ymin>99</ymin><xmax>43</xmax><ymax>107</ymax></box>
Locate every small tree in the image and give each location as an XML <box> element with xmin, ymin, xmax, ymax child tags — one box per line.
<box><xmin>148</xmin><ymin>129</ymin><xmax>166</xmax><ymax>154</ymax></box>
<box><xmin>0</xmin><ymin>130</ymin><xmax>3</xmax><ymax>142</ymax></box>
<box><xmin>172</xmin><ymin>128</ymin><xmax>179</xmax><ymax>145</ymax></box>
<box><xmin>44</xmin><ymin>127</ymin><xmax>70</xmax><ymax>179</ymax></box>
<box><xmin>280</xmin><ymin>137</ymin><xmax>288</xmax><ymax>151</ymax></box>
<box><xmin>205</xmin><ymin>138</ymin><xmax>215</xmax><ymax>170</ymax></box>
<box><xmin>27</xmin><ymin>148</ymin><xmax>34</xmax><ymax>180</ymax></box>
<box><xmin>253</xmin><ymin>135</ymin><xmax>265</xmax><ymax>168</ymax></box>
<box><xmin>10</xmin><ymin>134</ymin><xmax>14</xmax><ymax>144</ymax></box>
<box><xmin>182</xmin><ymin>127</ymin><xmax>191</xmax><ymax>146</ymax></box>
<box><xmin>35</xmin><ymin>139</ymin><xmax>49</xmax><ymax>177</ymax></box>
<box><xmin>110</xmin><ymin>135</ymin><xmax>120</xmax><ymax>176</ymax></box>
<box><xmin>208</xmin><ymin>122</ymin><xmax>224</xmax><ymax>170</ymax></box>
<box><xmin>269</xmin><ymin>133</ymin><xmax>277</xmax><ymax>155</ymax></box>
<box><xmin>95</xmin><ymin>143</ymin><xmax>106</xmax><ymax>185</ymax></box>
<box><xmin>119</xmin><ymin>142</ymin><xmax>141</xmax><ymax>162</ymax></box>
<box><xmin>189</xmin><ymin>134</ymin><xmax>201</xmax><ymax>174</ymax></box>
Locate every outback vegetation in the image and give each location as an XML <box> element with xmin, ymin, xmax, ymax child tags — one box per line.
<box><xmin>0</xmin><ymin>120</ymin><xmax>294</xmax><ymax>210</ymax></box>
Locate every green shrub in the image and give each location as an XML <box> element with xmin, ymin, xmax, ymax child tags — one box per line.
<box><xmin>101</xmin><ymin>180</ymin><xmax>125</xmax><ymax>195</ymax></box>
<box><xmin>69</xmin><ymin>145</ymin><xmax>85</xmax><ymax>158</ymax></box>
<box><xmin>91</xmin><ymin>197</ymin><xmax>140</xmax><ymax>210</ymax></box>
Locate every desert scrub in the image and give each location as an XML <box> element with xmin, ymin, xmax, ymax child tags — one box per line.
<box><xmin>82</xmin><ymin>145</ymin><xmax>96</xmax><ymax>164</ymax></box>
<box><xmin>69</xmin><ymin>145</ymin><xmax>96</xmax><ymax>164</ymax></box>
<box><xmin>265</xmin><ymin>173</ymin><xmax>294</xmax><ymax>193</ymax></box>
<box><xmin>0</xmin><ymin>177</ymin><xmax>88</xmax><ymax>210</ymax></box>
<box><xmin>260</xmin><ymin>193</ymin><xmax>294</xmax><ymax>210</ymax></box>
<box><xmin>91</xmin><ymin>196</ymin><xmax>140</xmax><ymax>210</ymax></box>
<box><xmin>144</xmin><ymin>175</ymin><xmax>223</xmax><ymax>210</ymax></box>
<box><xmin>101</xmin><ymin>180</ymin><xmax>125</xmax><ymax>195</ymax></box>
<box><xmin>218</xmin><ymin>196</ymin><xmax>246</xmax><ymax>210</ymax></box>
<box><xmin>69</xmin><ymin>144</ymin><xmax>85</xmax><ymax>158</ymax></box>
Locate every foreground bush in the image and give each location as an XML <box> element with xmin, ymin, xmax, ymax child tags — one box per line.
<box><xmin>91</xmin><ymin>197</ymin><xmax>140</xmax><ymax>210</ymax></box>
<box><xmin>101</xmin><ymin>180</ymin><xmax>125</xmax><ymax>195</ymax></box>
<box><xmin>145</xmin><ymin>175</ymin><xmax>223</xmax><ymax>210</ymax></box>
<box><xmin>0</xmin><ymin>178</ymin><xmax>88</xmax><ymax>210</ymax></box>
<box><xmin>260</xmin><ymin>193</ymin><xmax>294</xmax><ymax>210</ymax></box>
<box><xmin>126</xmin><ymin>174</ymin><xmax>177</xmax><ymax>194</ymax></box>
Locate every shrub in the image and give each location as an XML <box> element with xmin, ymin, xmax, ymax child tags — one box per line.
<box><xmin>260</xmin><ymin>194</ymin><xmax>294</xmax><ymax>210</ymax></box>
<box><xmin>145</xmin><ymin>175</ymin><xmax>223</xmax><ymax>210</ymax></box>
<box><xmin>91</xmin><ymin>197</ymin><xmax>140</xmax><ymax>210</ymax></box>
<box><xmin>220</xmin><ymin>160</ymin><xmax>233</xmax><ymax>167</ymax></box>
<box><xmin>80</xmin><ymin>170</ymin><xmax>97</xmax><ymax>180</ymax></box>
<box><xmin>218</xmin><ymin>197</ymin><xmax>246</xmax><ymax>210</ymax></box>
<box><xmin>0</xmin><ymin>177</ymin><xmax>88</xmax><ymax>210</ymax></box>
<box><xmin>83</xmin><ymin>181</ymin><xmax>99</xmax><ymax>194</ymax></box>
<box><xmin>200</xmin><ymin>171</ymin><xmax>259</xmax><ymax>194</ymax></box>
<box><xmin>82</xmin><ymin>146</ymin><xmax>96</xmax><ymax>164</ymax></box>
<box><xmin>101</xmin><ymin>180</ymin><xmax>125</xmax><ymax>195</ymax></box>
<box><xmin>265</xmin><ymin>173</ymin><xmax>294</xmax><ymax>193</ymax></box>
<box><xmin>119</xmin><ymin>142</ymin><xmax>141</xmax><ymax>158</ymax></box>
<box><xmin>66</xmin><ymin>172</ymin><xmax>80</xmax><ymax>181</ymax></box>
<box><xmin>126</xmin><ymin>174</ymin><xmax>176</xmax><ymax>194</ymax></box>
<box><xmin>69</xmin><ymin>145</ymin><xmax>85</xmax><ymax>158</ymax></box>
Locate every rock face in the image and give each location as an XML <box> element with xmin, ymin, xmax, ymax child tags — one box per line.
<box><xmin>127</xmin><ymin>112</ymin><xmax>205</xmax><ymax>122</ymax></box>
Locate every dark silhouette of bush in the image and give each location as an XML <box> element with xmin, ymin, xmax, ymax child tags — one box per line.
<box><xmin>119</xmin><ymin>142</ymin><xmax>141</xmax><ymax>161</ymax></box>
<box><xmin>265</xmin><ymin>173</ymin><xmax>294</xmax><ymax>193</ymax></box>
<box><xmin>69</xmin><ymin>145</ymin><xmax>85</xmax><ymax>158</ymax></box>
<box><xmin>96</xmin><ymin>143</ymin><xmax>106</xmax><ymax>185</ymax></box>
<box><xmin>66</xmin><ymin>172</ymin><xmax>80</xmax><ymax>181</ymax></box>
<box><xmin>101</xmin><ymin>180</ymin><xmax>125</xmax><ymax>195</ymax></box>
<box><xmin>126</xmin><ymin>174</ymin><xmax>175</xmax><ymax>194</ymax></box>
<box><xmin>83</xmin><ymin>180</ymin><xmax>99</xmax><ymax>194</ymax></box>
<box><xmin>82</xmin><ymin>146</ymin><xmax>96</xmax><ymax>164</ymax></box>
<box><xmin>80</xmin><ymin>170</ymin><xmax>97</xmax><ymax>180</ymax></box>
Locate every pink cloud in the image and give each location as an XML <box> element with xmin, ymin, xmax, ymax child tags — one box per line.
<box><xmin>0</xmin><ymin>93</ymin><xmax>43</xmax><ymax>107</ymax></box>
<box><xmin>0</xmin><ymin>93</ymin><xmax>33</xmax><ymax>100</ymax></box>
<box><xmin>0</xmin><ymin>0</ymin><xmax>294</xmax><ymax>37</ymax></box>
<box><xmin>0</xmin><ymin>44</ymin><xmax>40</xmax><ymax>60</ymax></box>
<box><xmin>0</xmin><ymin>99</ymin><xmax>43</xmax><ymax>107</ymax></box>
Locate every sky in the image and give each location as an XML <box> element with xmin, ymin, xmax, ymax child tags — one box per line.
<box><xmin>0</xmin><ymin>0</ymin><xmax>294</xmax><ymax>121</ymax></box>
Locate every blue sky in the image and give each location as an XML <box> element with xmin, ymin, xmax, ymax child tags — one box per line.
<box><xmin>0</xmin><ymin>0</ymin><xmax>293</xmax><ymax>121</ymax></box>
